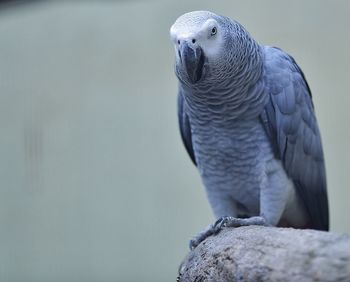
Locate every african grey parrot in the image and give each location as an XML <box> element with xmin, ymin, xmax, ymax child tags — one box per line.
<box><xmin>170</xmin><ymin>11</ymin><xmax>329</xmax><ymax>249</ymax></box>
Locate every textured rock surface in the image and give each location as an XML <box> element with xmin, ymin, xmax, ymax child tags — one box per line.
<box><xmin>178</xmin><ymin>226</ymin><xmax>350</xmax><ymax>282</ymax></box>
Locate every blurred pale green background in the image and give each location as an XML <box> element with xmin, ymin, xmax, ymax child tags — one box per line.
<box><xmin>0</xmin><ymin>1</ymin><xmax>349</xmax><ymax>281</ymax></box>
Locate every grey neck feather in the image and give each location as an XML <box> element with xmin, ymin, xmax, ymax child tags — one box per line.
<box><xmin>181</xmin><ymin>40</ymin><xmax>267</xmax><ymax>128</ymax></box>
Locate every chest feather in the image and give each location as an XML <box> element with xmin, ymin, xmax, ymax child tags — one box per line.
<box><xmin>192</xmin><ymin>120</ymin><xmax>274</xmax><ymax>184</ymax></box>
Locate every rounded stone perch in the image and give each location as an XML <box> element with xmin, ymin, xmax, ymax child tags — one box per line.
<box><xmin>177</xmin><ymin>226</ymin><xmax>350</xmax><ymax>282</ymax></box>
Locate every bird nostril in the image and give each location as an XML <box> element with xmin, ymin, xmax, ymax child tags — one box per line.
<box><xmin>192</xmin><ymin>39</ymin><xmax>196</xmax><ymax>44</ymax></box>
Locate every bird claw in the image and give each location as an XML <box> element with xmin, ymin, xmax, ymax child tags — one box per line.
<box><xmin>213</xmin><ymin>216</ymin><xmax>233</xmax><ymax>230</ymax></box>
<box><xmin>188</xmin><ymin>216</ymin><xmax>235</xmax><ymax>250</ymax></box>
<box><xmin>189</xmin><ymin>236</ymin><xmax>203</xmax><ymax>250</ymax></box>
<box><xmin>189</xmin><ymin>216</ymin><xmax>267</xmax><ymax>250</ymax></box>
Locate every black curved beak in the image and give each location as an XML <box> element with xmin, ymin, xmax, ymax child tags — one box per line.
<box><xmin>179</xmin><ymin>42</ymin><xmax>205</xmax><ymax>83</ymax></box>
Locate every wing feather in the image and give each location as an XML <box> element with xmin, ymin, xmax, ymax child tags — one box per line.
<box><xmin>178</xmin><ymin>89</ymin><xmax>196</xmax><ymax>165</ymax></box>
<box><xmin>261</xmin><ymin>47</ymin><xmax>329</xmax><ymax>230</ymax></box>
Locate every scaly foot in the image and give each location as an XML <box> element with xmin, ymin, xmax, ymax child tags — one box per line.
<box><xmin>189</xmin><ymin>216</ymin><xmax>267</xmax><ymax>250</ymax></box>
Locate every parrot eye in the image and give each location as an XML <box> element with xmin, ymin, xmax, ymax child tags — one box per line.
<box><xmin>211</xmin><ymin>27</ymin><xmax>217</xmax><ymax>36</ymax></box>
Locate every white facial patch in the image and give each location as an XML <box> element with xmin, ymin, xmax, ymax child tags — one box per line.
<box><xmin>170</xmin><ymin>11</ymin><xmax>224</xmax><ymax>60</ymax></box>
<box><xmin>198</xmin><ymin>19</ymin><xmax>224</xmax><ymax>58</ymax></box>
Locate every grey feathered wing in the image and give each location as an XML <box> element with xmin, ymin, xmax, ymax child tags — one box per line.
<box><xmin>178</xmin><ymin>88</ymin><xmax>196</xmax><ymax>165</ymax></box>
<box><xmin>261</xmin><ymin>47</ymin><xmax>329</xmax><ymax>230</ymax></box>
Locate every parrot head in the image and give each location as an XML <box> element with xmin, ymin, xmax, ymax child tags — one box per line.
<box><xmin>170</xmin><ymin>11</ymin><xmax>255</xmax><ymax>87</ymax></box>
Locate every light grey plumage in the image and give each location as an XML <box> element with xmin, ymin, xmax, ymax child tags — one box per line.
<box><xmin>170</xmin><ymin>11</ymin><xmax>328</xmax><ymax>249</ymax></box>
